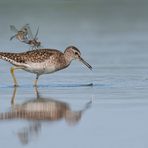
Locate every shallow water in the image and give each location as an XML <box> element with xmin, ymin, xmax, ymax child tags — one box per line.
<box><xmin>0</xmin><ymin>0</ymin><xmax>148</xmax><ymax>148</ymax></box>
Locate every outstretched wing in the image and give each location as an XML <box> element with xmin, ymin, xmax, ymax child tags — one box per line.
<box><xmin>34</xmin><ymin>26</ymin><xmax>39</xmax><ymax>40</ymax></box>
<box><xmin>10</xmin><ymin>25</ymin><xmax>18</xmax><ymax>40</ymax></box>
<box><xmin>10</xmin><ymin>35</ymin><xmax>16</xmax><ymax>40</ymax></box>
<box><xmin>10</xmin><ymin>25</ymin><xmax>18</xmax><ymax>33</ymax></box>
<box><xmin>23</xmin><ymin>24</ymin><xmax>34</xmax><ymax>40</ymax></box>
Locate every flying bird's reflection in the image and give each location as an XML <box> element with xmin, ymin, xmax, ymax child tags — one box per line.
<box><xmin>0</xmin><ymin>87</ymin><xmax>92</xmax><ymax>145</ymax></box>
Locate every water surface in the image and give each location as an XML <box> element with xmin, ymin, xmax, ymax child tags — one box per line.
<box><xmin>0</xmin><ymin>0</ymin><xmax>148</xmax><ymax>148</ymax></box>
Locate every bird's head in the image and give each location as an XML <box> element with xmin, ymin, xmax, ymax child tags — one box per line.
<box><xmin>64</xmin><ymin>46</ymin><xmax>92</xmax><ymax>70</ymax></box>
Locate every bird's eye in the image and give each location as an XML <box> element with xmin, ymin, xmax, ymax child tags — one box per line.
<box><xmin>75</xmin><ymin>52</ymin><xmax>78</xmax><ymax>55</ymax></box>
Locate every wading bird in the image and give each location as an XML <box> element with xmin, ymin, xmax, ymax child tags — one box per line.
<box><xmin>0</xmin><ymin>46</ymin><xmax>92</xmax><ymax>86</ymax></box>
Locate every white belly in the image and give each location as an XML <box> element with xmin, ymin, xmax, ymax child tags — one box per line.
<box><xmin>24</xmin><ymin>61</ymin><xmax>56</xmax><ymax>75</ymax></box>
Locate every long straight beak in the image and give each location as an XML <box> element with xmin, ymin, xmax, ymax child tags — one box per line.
<box><xmin>79</xmin><ymin>56</ymin><xmax>92</xmax><ymax>70</ymax></box>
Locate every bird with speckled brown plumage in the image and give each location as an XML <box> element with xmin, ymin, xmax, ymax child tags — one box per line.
<box><xmin>0</xmin><ymin>46</ymin><xmax>92</xmax><ymax>86</ymax></box>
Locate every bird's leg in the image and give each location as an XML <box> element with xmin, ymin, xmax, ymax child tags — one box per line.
<box><xmin>11</xmin><ymin>86</ymin><xmax>17</xmax><ymax>105</ymax></box>
<box><xmin>10</xmin><ymin>67</ymin><xmax>22</xmax><ymax>87</ymax></box>
<box><xmin>34</xmin><ymin>74</ymin><xmax>39</xmax><ymax>87</ymax></box>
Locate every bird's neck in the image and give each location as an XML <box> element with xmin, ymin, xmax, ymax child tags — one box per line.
<box><xmin>64</xmin><ymin>52</ymin><xmax>74</xmax><ymax>65</ymax></box>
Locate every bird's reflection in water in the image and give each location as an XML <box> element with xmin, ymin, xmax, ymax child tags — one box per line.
<box><xmin>0</xmin><ymin>87</ymin><xmax>92</xmax><ymax>145</ymax></box>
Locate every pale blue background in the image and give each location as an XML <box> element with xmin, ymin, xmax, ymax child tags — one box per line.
<box><xmin>0</xmin><ymin>0</ymin><xmax>148</xmax><ymax>148</ymax></box>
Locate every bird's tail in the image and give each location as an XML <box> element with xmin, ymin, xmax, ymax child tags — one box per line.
<box><xmin>0</xmin><ymin>52</ymin><xmax>17</xmax><ymax>63</ymax></box>
<box><xmin>0</xmin><ymin>52</ymin><xmax>26</xmax><ymax>67</ymax></box>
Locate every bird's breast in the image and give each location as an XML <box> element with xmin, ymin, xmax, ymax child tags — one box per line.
<box><xmin>24</xmin><ymin>61</ymin><xmax>56</xmax><ymax>75</ymax></box>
